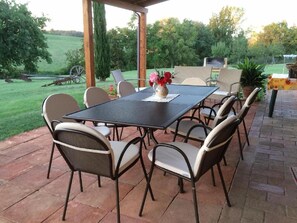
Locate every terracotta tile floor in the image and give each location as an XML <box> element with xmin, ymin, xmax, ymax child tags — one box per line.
<box><xmin>1</xmin><ymin>92</ymin><xmax>297</xmax><ymax>223</ymax></box>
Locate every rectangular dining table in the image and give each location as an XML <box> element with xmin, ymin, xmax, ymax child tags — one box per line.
<box><xmin>65</xmin><ymin>85</ymin><xmax>218</xmax><ymax>142</ymax></box>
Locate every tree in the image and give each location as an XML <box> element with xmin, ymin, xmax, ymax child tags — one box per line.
<box><xmin>229</xmin><ymin>32</ymin><xmax>248</xmax><ymax>63</ymax></box>
<box><xmin>256</xmin><ymin>22</ymin><xmax>297</xmax><ymax>55</ymax></box>
<box><xmin>194</xmin><ymin>23</ymin><xmax>215</xmax><ymax>65</ymax></box>
<box><xmin>0</xmin><ymin>0</ymin><xmax>51</xmax><ymax>77</ymax></box>
<box><xmin>211</xmin><ymin>41</ymin><xmax>230</xmax><ymax>58</ymax></box>
<box><xmin>93</xmin><ymin>2</ymin><xmax>110</xmax><ymax>81</ymax></box>
<box><xmin>108</xmin><ymin>28</ymin><xmax>126</xmax><ymax>69</ymax></box>
<box><xmin>208</xmin><ymin>6</ymin><xmax>244</xmax><ymax>47</ymax></box>
<box><xmin>147</xmin><ymin>18</ymin><xmax>198</xmax><ymax>68</ymax></box>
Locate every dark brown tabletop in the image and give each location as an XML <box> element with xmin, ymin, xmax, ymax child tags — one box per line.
<box><xmin>65</xmin><ymin>85</ymin><xmax>218</xmax><ymax>129</ymax></box>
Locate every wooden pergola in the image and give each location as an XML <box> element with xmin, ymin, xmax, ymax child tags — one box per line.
<box><xmin>82</xmin><ymin>0</ymin><xmax>169</xmax><ymax>88</ymax></box>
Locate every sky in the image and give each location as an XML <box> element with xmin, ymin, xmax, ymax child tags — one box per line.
<box><xmin>15</xmin><ymin>0</ymin><xmax>296</xmax><ymax>32</ymax></box>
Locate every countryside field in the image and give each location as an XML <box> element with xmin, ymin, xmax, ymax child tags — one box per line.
<box><xmin>0</xmin><ymin>34</ymin><xmax>288</xmax><ymax>141</ymax></box>
<box><xmin>38</xmin><ymin>34</ymin><xmax>83</xmax><ymax>73</ymax></box>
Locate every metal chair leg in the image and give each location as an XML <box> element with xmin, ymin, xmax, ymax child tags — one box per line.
<box><xmin>191</xmin><ymin>180</ymin><xmax>199</xmax><ymax>223</ymax></box>
<box><xmin>47</xmin><ymin>142</ymin><xmax>55</xmax><ymax>179</ymax></box>
<box><xmin>78</xmin><ymin>171</ymin><xmax>83</xmax><ymax>192</ymax></box>
<box><xmin>115</xmin><ymin>178</ymin><xmax>121</xmax><ymax>223</ymax></box>
<box><xmin>237</xmin><ymin>127</ymin><xmax>244</xmax><ymax>160</ymax></box>
<box><xmin>139</xmin><ymin>163</ymin><xmax>155</xmax><ymax>216</ymax></box>
<box><xmin>211</xmin><ymin>167</ymin><xmax>216</xmax><ymax>186</ymax></box>
<box><xmin>62</xmin><ymin>171</ymin><xmax>74</xmax><ymax>220</ymax></box>
<box><xmin>242</xmin><ymin>119</ymin><xmax>250</xmax><ymax>146</ymax></box>
<box><xmin>217</xmin><ymin>163</ymin><xmax>231</xmax><ymax>207</ymax></box>
<box><xmin>178</xmin><ymin>177</ymin><xmax>185</xmax><ymax>193</ymax></box>
<box><xmin>139</xmin><ymin>155</ymin><xmax>155</xmax><ymax>200</ymax></box>
<box><xmin>97</xmin><ymin>175</ymin><xmax>101</xmax><ymax>187</ymax></box>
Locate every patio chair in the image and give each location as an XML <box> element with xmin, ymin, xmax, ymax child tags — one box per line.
<box><xmin>42</xmin><ymin>93</ymin><xmax>111</xmax><ymax>179</ymax></box>
<box><xmin>181</xmin><ymin>77</ymin><xmax>206</xmax><ymax>86</ymax></box>
<box><xmin>168</xmin><ymin>95</ymin><xmax>236</xmax><ymax>143</ymax></box>
<box><xmin>139</xmin><ymin>115</ymin><xmax>240</xmax><ymax>223</ymax></box>
<box><xmin>168</xmin><ymin>96</ymin><xmax>236</xmax><ymax>185</ymax></box>
<box><xmin>117</xmin><ymin>81</ymin><xmax>151</xmax><ymax>148</ymax></box>
<box><xmin>181</xmin><ymin>77</ymin><xmax>207</xmax><ymax>113</ymax></box>
<box><xmin>53</xmin><ymin>122</ymin><xmax>153</xmax><ymax>222</ymax></box>
<box><xmin>200</xmin><ymin>87</ymin><xmax>261</xmax><ymax>160</ymax></box>
<box><xmin>111</xmin><ymin>69</ymin><xmax>146</xmax><ymax>92</ymax></box>
<box><xmin>208</xmin><ymin>68</ymin><xmax>242</xmax><ymax>101</ymax></box>
<box><xmin>117</xmin><ymin>80</ymin><xmax>136</xmax><ymax>97</ymax></box>
<box><xmin>172</xmin><ymin>66</ymin><xmax>212</xmax><ymax>84</ymax></box>
<box><xmin>83</xmin><ymin>86</ymin><xmax>123</xmax><ymax>140</ymax></box>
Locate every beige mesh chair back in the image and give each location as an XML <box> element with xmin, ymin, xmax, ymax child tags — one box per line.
<box><xmin>209</xmin><ymin>68</ymin><xmax>242</xmax><ymax>100</ymax></box>
<box><xmin>42</xmin><ymin>93</ymin><xmax>110</xmax><ymax>179</ymax></box>
<box><xmin>140</xmin><ymin>116</ymin><xmax>240</xmax><ymax>223</ymax></box>
<box><xmin>235</xmin><ymin>87</ymin><xmax>261</xmax><ymax>159</ymax></box>
<box><xmin>42</xmin><ymin>93</ymin><xmax>81</xmax><ymax>179</ymax></box>
<box><xmin>117</xmin><ymin>81</ymin><xmax>136</xmax><ymax>97</ymax></box>
<box><xmin>111</xmin><ymin>69</ymin><xmax>146</xmax><ymax>92</ymax></box>
<box><xmin>83</xmin><ymin>87</ymin><xmax>110</xmax><ymax>108</ymax></box>
<box><xmin>170</xmin><ymin>95</ymin><xmax>236</xmax><ymax>142</ymax></box>
<box><xmin>42</xmin><ymin>93</ymin><xmax>80</xmax><ymax>132</ymax></box>
<box><xmin>111</xmin><ymin>69</ymin><xmax>125</xmax><ymax>85</ymax></box>
<box><xmin>201</xmin><ymin>88</ymin><xmax>261</xmax><ymax>160</ymax></box>
<box><xmin>53</xmin><ymin>122</ymin><xmax>151</xmax><ymax>222</ymax></box>
<box><xmin>181</xmin><ymin>77</ymin><xmax>206</xmax><ymax>86</ymax></box>
<box><xmin>173</xmin><ymin>66</ymin><xmax>212</xmax><ymax>84</ymax></box>
<box><xmin>83</xmin><ymin>87</ymin><xmax>122</xmax><ymax>140</ymax></box>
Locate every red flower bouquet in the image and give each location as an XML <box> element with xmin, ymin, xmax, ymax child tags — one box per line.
<box><xmin>149</xmin><ymin>70</ymin><xmax>172</xmax><ymax>87</ymax></box>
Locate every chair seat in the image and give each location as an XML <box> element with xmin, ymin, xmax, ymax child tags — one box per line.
<box><xmin>136</xmin><ymin>87</ymin><xmax>148</xmax><ymax>92</ymax></box>
<box><xmin>93</xmin><ymin>126</ymin><xmax>111</xmax><ymax>137</ymax></box>
<box><xmin>168</xmin><ymin>120</ymin><xmax>210</xmax><ymax>141</ymax></box>
<box><xmin>200</xmin><ymin>107</ymin><xmax>219</xmax><ymax>121</ymax></box>
<box><xmin>148</xmin><ymin>142</ymin><xmax>199</xmax><ymax>178</ymax></box>
<box><xmin>110</xmin><ymin>141</ymin><xmax>139</xmax><ymax>174</ymax></box>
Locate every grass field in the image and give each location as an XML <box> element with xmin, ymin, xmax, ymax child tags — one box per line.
<box><xmin>37</xmin><ymin>34</ymin><xmax>83</xmax><ymax>73</ymax></box>
<box><xmin>0</xmin><ymin>69</ymin><xmax>168</xmax><ymax>141</ymax></box>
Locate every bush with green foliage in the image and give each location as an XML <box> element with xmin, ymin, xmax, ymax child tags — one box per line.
<box><xmin>64</xmin><ymin>48</ymin><xmax>85</xmax><ymax>74</ymax></box>
<box><xmin>236</xmin><ymin>58</ymin><xmax>267</xmax><ymax>88</ymax></box>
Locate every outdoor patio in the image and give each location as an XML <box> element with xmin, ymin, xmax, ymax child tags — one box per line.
<box><xmin>1</xmin><ymin>90</ymin><xmax>297</xmax><ymax>223</ymax></box>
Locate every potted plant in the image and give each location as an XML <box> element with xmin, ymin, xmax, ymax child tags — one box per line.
<box><xmin>236</xmin><ymin>58</ymin><xmax>267</xmax><ymax>98</ymax></box>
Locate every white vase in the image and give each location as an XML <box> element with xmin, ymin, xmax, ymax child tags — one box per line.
<box><xmin>155</xmin><ymin>84</ymin><xmax>169</xmax><ymax>99</ymax></box>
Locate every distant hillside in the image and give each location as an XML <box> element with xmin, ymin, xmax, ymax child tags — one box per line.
<box><xmin>37</xmin><ymin>34</ymin><xmax>83</xmax><ymax>74</ymax></box>
<box><xmin>45</xmin><ymin>30</ymin><xmax>83</xmax><ymax>37</ymax></box>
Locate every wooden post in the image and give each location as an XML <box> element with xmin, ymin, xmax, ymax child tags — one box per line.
<box><xmin>139</xmin><ymin>12</ymin><xmax>147</xmax><ymax>88</ymax></box>
<box><xmin>83</xmin><ymin>0</ymin><xmax>96</xmax><ymax>87</ymax></box>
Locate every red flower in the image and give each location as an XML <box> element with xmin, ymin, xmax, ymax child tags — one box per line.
<box><xmin>148</xmin><ymin>70</ymin><xmax>172</xmax><ymax>86</ymax></box>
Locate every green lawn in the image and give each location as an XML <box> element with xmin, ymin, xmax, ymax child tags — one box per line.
<box><xmin>38</xmin><ymin>34</ymin><xmax>83</xmax><ymax>73</ymax></box>
<box><xmin>0</xmin><ymin>69</ymin><xmax>166</xmax><ymax>141</ymax></box>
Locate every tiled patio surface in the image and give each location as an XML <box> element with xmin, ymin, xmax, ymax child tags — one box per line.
<box><xmin>0</xmin><ymin>91</ymin><xmax>297</xmax><ymax>223</ymax></box>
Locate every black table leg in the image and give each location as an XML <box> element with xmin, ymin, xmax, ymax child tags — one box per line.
<box><xmin>269</xmin><ymin>89</ymin><xmax>278</xmax><ymax>117</ymax></box>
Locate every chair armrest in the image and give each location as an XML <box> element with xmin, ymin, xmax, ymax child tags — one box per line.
<box><xmin>51</xmin><ymin>120</ymin><xmax>62</xmax><ymax>131</ymax></box>
<box><xmin>115</xmin><ymin>136</ymin><xmax>142</xmax><ymax>174</ymax></box>
<box><xmin>206</xmin><ymin>78</ymin><xmax>217</xmax><ymax>86</ymax></box>
<box><xmin>152</xmin><ymin>143</ymin><xmax>196</xmax><ymax>179</ymax></box>
<box><xmin>175</xmin><ymin>116</ymin><xmax>205</xmax><ymax>130</ymax></box>
<box><xmin>228</xmin><ymin>81</ymin><xmax>240</xmax><ymax>94</ymax></box>
<box><xmin>184</xmin><ymin>124</ymin><xmax>212</xmax><ymax>142</ymax></box>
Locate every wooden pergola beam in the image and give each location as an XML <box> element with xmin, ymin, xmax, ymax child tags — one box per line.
<box><xmin>83</xmin><ymin>0</ymin><xmax>96</xmax><ymax>87</ymax></box>
<box><xmin>94</xmin><ymin>0</ymin><xmax>148</xmax><ymax>13</ymax></box>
